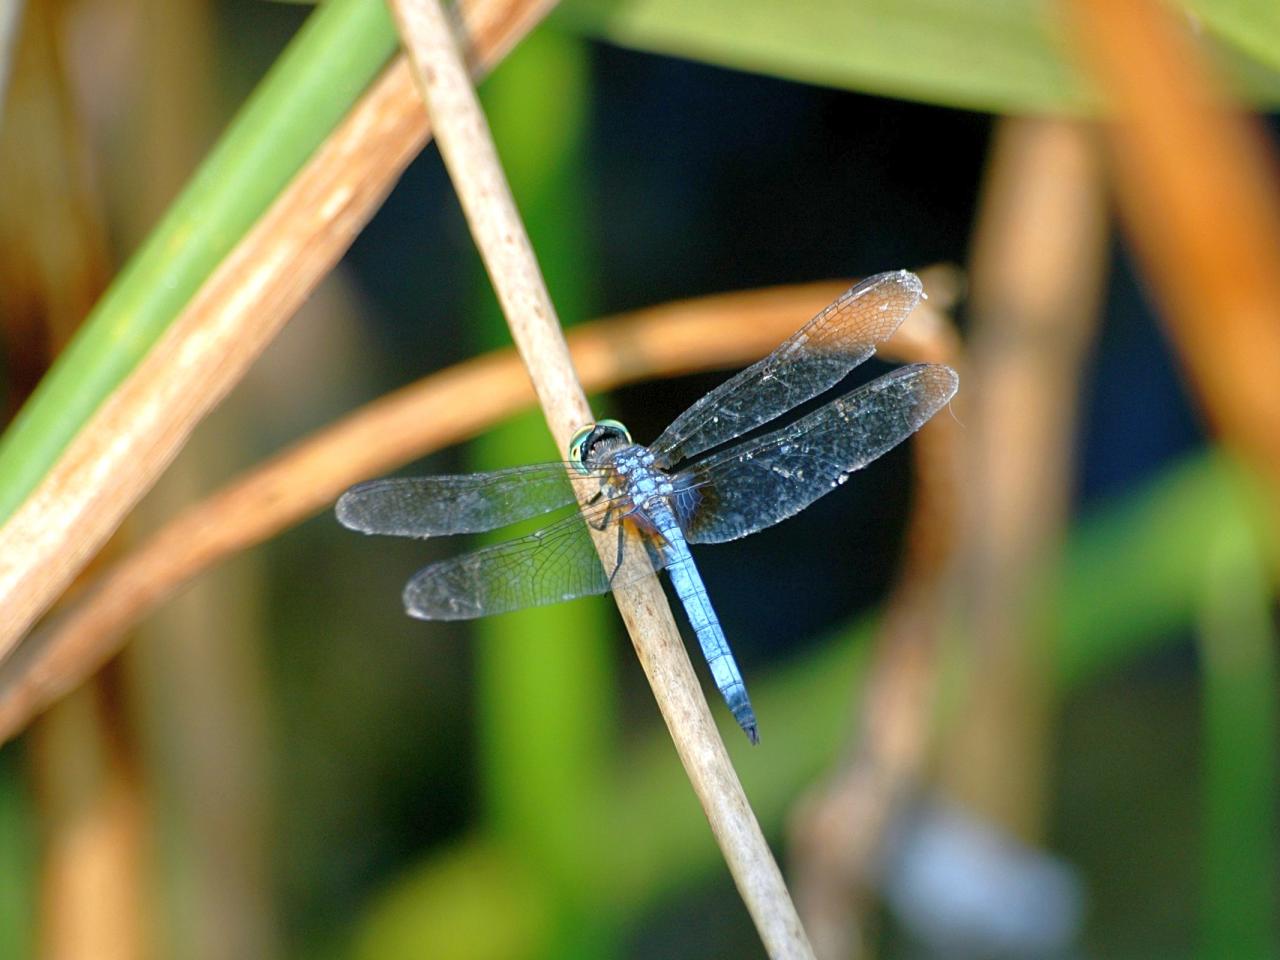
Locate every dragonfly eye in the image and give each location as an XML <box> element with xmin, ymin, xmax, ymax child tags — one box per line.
<box><xmin>568</xmin><ymin>425</ymin><xmax>595</xmax><ymax>473</ymax></box>
<box><xmin>568</xmin><ymin>419</ymin><xmax>632</xmax><ymax>473</ymax></box>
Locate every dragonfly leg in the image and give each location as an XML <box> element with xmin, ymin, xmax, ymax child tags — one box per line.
<box><xmin>607</xmin><ymin>517</ymin><xmax>625</xmax><ymax>584</ymax></box>
<box><xmin>588</xmin><ymin>498</ymin><xmax>612</xmax><ymax>532</ymax></box>
<box><xmin>583</xmin><ymin>497</ymin><xmax>626</xmax><ymax>583</ymax></box>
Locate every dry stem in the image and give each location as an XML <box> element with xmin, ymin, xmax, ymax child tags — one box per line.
<box><xmin>940</xmin><ymin>116</ymin><xmax>1107</xmax><ymax>837</ymax></box>
<box><xmin>1067</xmin><ymin>0</ymin><xmax>1280</xmax><ymax>508</ymax></box>
<box><xmin>387</xmin><ymin>0</ymin><xmax>813</xmax><ymax>953</ymax></box>
<box><xmin>31</xmin><ymin>688</ymin><xmax>146</xmax><ymax>960</ymax></box>
<box><xmin>0</xmin><ymin>0</ymin><xmax>555</xmax><ymax>661</ymax></box>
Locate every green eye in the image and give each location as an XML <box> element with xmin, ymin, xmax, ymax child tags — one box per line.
<box><xmin>568</xmin><ymin>424</ymin><xmax>595</xmax><ymax>473</ymax></box>
<box><xmin>567</xmin><ymin>420</ymin><xmax>632</xmax><ymax>474</ymax></box>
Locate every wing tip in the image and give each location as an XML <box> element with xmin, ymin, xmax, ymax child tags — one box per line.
<box><xmin>403</xmin><ymin>573</ymin><xmax>484</xmax><ymax>621</ymax></box>
<box><xmin>403</xmin><ymin>584</ymin><xmax>445</xmax><ymax>621</ymax></box>
<box><xmin>932</xmin><ymin>362</ymin><xmax>960</xmax><ymax>398</ymax></box>
<box><xmin>334</xmin><ymin>487</ymin><xmax>393</xmax><ymax>536</ymax></box>
<box><xmin>855</xmin><ymin>268</ymin><xmax>923</xmax><ymax>300</ymax></box>
<box><xmin>334</xmin><ymin>489</ymin><xmax>366</xmax><ymax>532</ymax></box>
<box><xmin>907</xmin><ymin>362</ymin><xmax>961</xmax><ymax>414</ymax></box>
<box><xmin>835</xmin><ymin>269</ymin><xmax>925</xmax><ymax>344</ymax></box>
<box><xmin>403</xmin><ymin>576</ymin><xmax>436</xmax><ymax>619</ymax></box>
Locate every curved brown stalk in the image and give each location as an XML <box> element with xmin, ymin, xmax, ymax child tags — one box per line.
<box><xmin>2</xmin><ymin>277</ymin><xmax>952</xmax><ymax>744</ymax></box>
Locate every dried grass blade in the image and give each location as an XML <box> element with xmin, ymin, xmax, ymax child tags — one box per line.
<box><xmin>0</xmin><ymin>0</ymin><xmax>556</xmax><ymax>658</ymax></box>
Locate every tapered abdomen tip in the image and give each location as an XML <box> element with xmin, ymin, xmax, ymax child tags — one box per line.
<box><xmin>731</xmin><ymin>699</ymin><xmax>759</xmax><ymax>745</ymax></box>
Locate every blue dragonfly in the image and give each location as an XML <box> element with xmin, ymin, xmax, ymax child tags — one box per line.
<box><xmin>336</xmin><ymin>270</ymin><xmax>958</xmax><ymax>743</ymax></box>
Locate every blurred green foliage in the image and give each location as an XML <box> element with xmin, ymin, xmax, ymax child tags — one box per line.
<box><xmin>1198</xmin><ymin>505</ymin><xmax>1279</xmax><ymax>958</ymax></box>
<box><xmin>0</xmin><ymin>755</ymin><xmax>34</xmax><ymax>960</ymax></box>
<box><xmin>353</xmin><ymin>840</ymin><xmax>552</xmax><ymax>960</ymax></box>
<box><xmin>1185</xmin><ymin>0</ymin><xmax>1280</xmax><ymax>73</ymax></box>
<box><xmin>559</xmin><ymin>0</ymin><xmax>1280</xmax><ymax>113</ymax></box>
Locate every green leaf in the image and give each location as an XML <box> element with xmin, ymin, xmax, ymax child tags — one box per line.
<box><xmin>1187</xmin><ymin>0</ymin><xmax>1280</xmax><ymax>75</ymax></box>
<box><xmin>353</xmin><ymin>841</ymin><xmax>553</xmax><ymax>960</ymax></box>
<box><xmin>0</xmin><ymin>0</ymin><xmax>398</xmax><ymax>521</ymax></box>
<box><xmin>1197</xmin><ymin>476</ymin><xmax>1279</xmax><ymax>960</ymax></box>
<box><xmin>558</xmin><ymin>0</ymin><xmax>1280</xmax><ymax>113</ymax></box>
<box><xmin>0</xmin><ymin>757</ymin><xmax>35</xmax><ymax>960</ymax></box>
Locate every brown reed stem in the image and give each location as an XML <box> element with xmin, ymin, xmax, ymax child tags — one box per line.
<box><xmin>0</xmin><ymin>0</ymin><xmax>556</xmax><ymax>659</ymax></box>
<box><xmin>1067</xmin><ymin>0</ymin><xmax>1280</xmax><ymax>515</ymax></box>
<box><xmin>386</xmin><ymin>0</ymin><xmax>814</xmax><ymax>954</ymax></box>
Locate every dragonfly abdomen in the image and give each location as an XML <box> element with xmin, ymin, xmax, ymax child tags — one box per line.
<box><xmin>648</xmin><ymin>501</ymin><xmax>758</xmax><ymax>744</ymax></box>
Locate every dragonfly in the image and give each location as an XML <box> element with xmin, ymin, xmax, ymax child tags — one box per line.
<box><xmin>336</xmin><ymin>270</ymin><xmax>958</xmax><ymax>743</ymax></box>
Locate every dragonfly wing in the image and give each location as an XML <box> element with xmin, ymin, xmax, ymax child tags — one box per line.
<box><xmin>336</xmin><ymin>462</ymin><xmax>587</xmax><ymax>538</ymax></box>
<box><xmin>684</xmin><ymin>363</ymin><xmax>958</xmax><ymax>544</ymax></box>
<box><xmin>403</xmin><ymin>502</ymin><xmax>668</xmax><ymax>619</ymax></box>
<box><xmin>650</xmin><ymin>271</ymin><xmax>923</xmax><ymax>467</ymax></box>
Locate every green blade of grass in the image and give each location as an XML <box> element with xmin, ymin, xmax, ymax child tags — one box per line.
<box><xmin>0</xmin><ymin>751</ymin><xmax>35</xmax><ymax>960</ymax></box>
<box><xmin>0</xmin><ymin>0</ymin><xmax>398</xmax><ymax>521</ymax></box>
<box><xmin>1197</xmin><ymin>477</ymin><xmax>1279</xmax><ymax>960</ymax></box>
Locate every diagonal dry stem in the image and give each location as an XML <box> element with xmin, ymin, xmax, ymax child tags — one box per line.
<box><xmin>386</xmin><ymin>0</ymin><xmax>814</xmax><ymax>953</ymax></box>
<box><xmin>0</xmin><ymin>0</ymin><xmax>556</xmax><ymax>663</ymax></box>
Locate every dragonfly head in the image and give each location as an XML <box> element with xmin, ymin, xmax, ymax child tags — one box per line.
<box><xmin>568</xmin><ymin>419</ymin><xmax>632</xmax><ymax>473</ymax></box>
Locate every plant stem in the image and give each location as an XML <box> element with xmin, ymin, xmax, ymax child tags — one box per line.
<box><xmin>0</xmin><ymin>0</ymin><xmax>398</xmax><ymax>522</ymax></box>
<box><xmin>0</xmin><ymin>0</ymin><xmax>554</xmax><ymax>658</ymax></box>
<box><xmin>385</xmin><ymin>0</ymin><xmax>815</xmax><ymax>954</ymax></box>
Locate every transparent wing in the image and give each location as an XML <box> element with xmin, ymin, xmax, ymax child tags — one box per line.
<box><xmin>335</xmin><ymin>462</ymin><xmax>595</xmax><ymax>538</ymax></box>
<box><xmin>683</xmin><ymin>363</ymin><xmax>958</xmax><ymax>544</ymax></box>
<box><xmin>650</xmin><ymin>271</ymin><xmax>924</xmax><ymax>467</ymax></box>
<box><xmin>403</xmin><ymin>500</ymin><xmax>668</xmax><ymax>620</ymax></box>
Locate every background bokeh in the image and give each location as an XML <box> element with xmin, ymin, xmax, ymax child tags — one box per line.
<box><xmin>0</xmin><ymin>1</ymin><xmax>1277</xmax><ymax>958</ymax></box>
